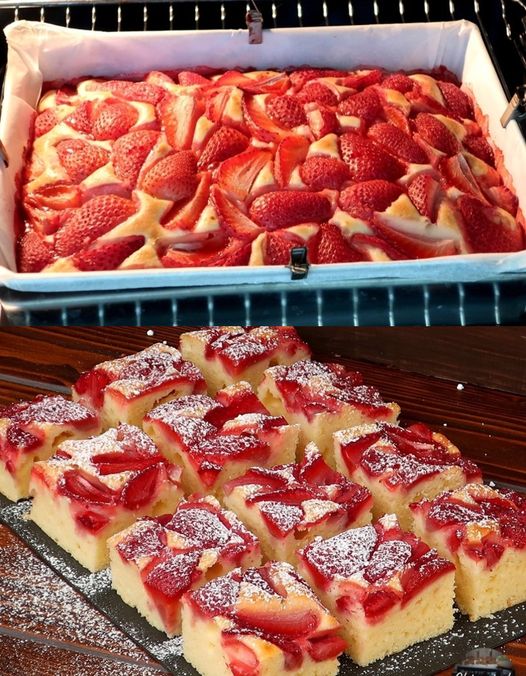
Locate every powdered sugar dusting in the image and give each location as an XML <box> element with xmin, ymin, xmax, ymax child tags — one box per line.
<box><xmin>0</xmin><ymin>395</ymin><xmax>97</xmax><ymax>426</ymax></box>
<box><xmin>304</xmin><ymin>526</ymin><xmax>378</xmax><ymax>580</ymax></box>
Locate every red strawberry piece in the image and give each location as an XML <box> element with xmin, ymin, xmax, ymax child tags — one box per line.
<box><xmin>146</xmin><ymin>71</ymin><xmax>176</xmax><ymax>87</ymax></box>
<box><xmin>141</xmin><ymin>151</ymin><xmax>197</xmax><ymax>202</ymax></box>
<box><xmin>34</xmin><ymin>108</ymin><xmax>58</xmax><ymax>137</ymax></box>
<box><xmin>242</xmin><ymin>95</ymin><xmax>288</xmax><ymax>143</ymax></box>
<box><xmin>414</xmin><ymin>113</ymin><xmax>459</xmax><ymax>155</ymax></box>
<box><xmin>221</xmin><ymin>636</ymin><xmax>259</xmax><ymax>676</ymax></box>
<box><xmin>249</xmin><ymin>191</ymin><xmax>332</xmax><ymax>230</ymax></box>
<box><xmin>63</xmin><ymin>100</ymin><xmax>93</xmax><ymax>135</ymax></box>
<box><xmin>316</xmin><ymin>222</ymin><xmax>363</xmax><ymax>264</ymax></box>
<box><xmin>438</xmin><ymin>81</ymin><xmax>473</xmax><ymax>120</ymax></box>
<box><xmin>162</xmin><ymin>171</ymin><xmax>212</xmax><ymax>230</ymax></box>
<box><xmin>340</xmin><ymin>69</ymin><xmax>383</xmax><ymax>90</ymax></box>
<box><xmin>441</xmin><ymin>155</ymin><xmax>485</xmax><ymax>199</ymax></box>
<box><xmin>298</xmin><ymin>82</ymin><xmax>338</xmax><ymax>107</ymax></box>
<box><xmin>289</xmin><ymin>69</ymin><xmax>346</xmax><ymax>92</ymax></box>
<box><xmin>372</xmin><ymin>217</ymin><xmax>457</xmax><ymax>259</ymax></box>
<box><xmin>275</xmin><ymin>136</ymin><xmax>309</xmax><ymax>188</ymax></box>
<box><xmin>351</xmin><ymin>233</ymin><xmax>405</xmax><ymax>261</ymax></box>
<box><xmin>338</xmin><ymin>88</ymin><xmax>382</xmax><ymax>126</ymax></box>
<box><xmin>73</xmin><ymin>235</ymin><xmax>144</xmax><ymax>271</ymax></box>
<box><xmin>463</xmin><ymin>135</ymin><xmax>495</xmax><ymax>167</ymax></box>
<box><xmin>59</xmin><ymin>469</ymin><xmax>117</xmax><ymax>504</ymax></box>
<box><xmin>305</xmin><ymin>104</ymin><xmax>338</xmax><ymax>140</ymax></box>
<box><xmin>407</xmin><ymin>174</ymin><xmax>442</xmax><ymax>221</ymax></box>
<box><xmin>264</xmin><ymin>231</ymin><xmax>306</xmax><ymax>265</ymax></box>
<box><xmin>205</xmin><ymin>88</ymin><xmax>232</xmax><ymax>123</ymax></box>
<box><xmin>457</xmin><ymin>195</ymin><xmax>524</xmax><ymax>253</ymax></box>
<box><xmin>121</xmin><ymin>464</ymin><xmax>162</xmax><ymax>509</ymax></box>
<box><xmin>300</xmin><ymin>156</ymin><xmax>349</xmax><ymax>191</ymax></box>
<box><xmin>340</xmin><ymin>133</ymin><xmax>405</xmax><ymax>182</ymax></box>
<box><xmin>307</xmin><ymin>634</ymin><xmax>347</xmax><ymax>662</ymax></box>
<box><xmin>91</xmin><ymin>451</ymin><xmax>157</xmax><ymax>475</ymax></box>
<box><xmin>339</xmin><ymin>180</ymin><xmax>402</xmax><ymax>220</ymax></box>
<box><xmin>18</xmin><ymin>230</ymin><xmax>54</xmax><ymax>272</ymax></box>
<box><xmin>266</xmin><ymin>95</ymin><xmax>306</xmax><ymax>129</ymax></box>
<box><xmin>197</xmin><ymin>126</ymin><xmax>249</xmax><ymax>170</ymax></box>
<box><xmin>362</xmin><ymin>589</ymin><xmax>399</xmax><ymax>620</ymax></box>
<box><xmin>28</xmin><ymin>183</ymin><xmax>82</xmax><ymax>213</ymax></box>
<box><xmin>212</xmin><ymin>185</ymin><xmax>262</xmax><ymax>241</ymax></box>
<box><xmin>92</xmin><ymin>100</ymin><xmax>138</xmax><ymax>141</ymax></box>
<box><xmin>161</xmin><ymin>237</ymin><xmax>251</xmax><ymax>268</ymax></box>
<box><xmin>56</xmin><ymin>139</ymin><xmax>110</xmax><ymax>184</ymax></box>
<box><xmin>381</xmin><ymin>72</ymin><xmax>415</xmax><ymax>93</ymax></box>
<box><xmin>55</xmin><ymin>194</ymin><xmax>136</xmax><ymax>257</ymax></box>
<box><xmin>112</xmin><ymin>129</ymin><xmax>159</xmax><ymax>190</ymax></box>
<box><xmin>406</xmin><ymin>89</ymin><xmax>448</xmax><ymax>116</ymax></box>
<box><xmin>144</xmin><ymin>550</ymin><xmax>201</xmax><ymax>601</ymax></box>
<box><xmin>368</xmin><ymin>122</ymin><xmax>428</xmax><ymax>164</ymax></box>
<box><xmin>214</xmin><ymin>70</ymin><xmax>289</xmax><ymax>95</ymax></box>
<box><xmin>160</xmin><ymin>95</ymin><xmax>204</xmax><ymax>150</ymax></box>
<box><xmin>486</xmin><ymin>185</ymin><xmax>518</xmax><ymax>216</ymax></box>
<box><xmin>106</xmin><ymin>80</ymin><xmax>164</xmax><ymax>105</ymax></box>
<box><xmin>383</xmin><ymin>105</ymin><xmax>411</xmax><ymax>135</ymax></box>
<box><xmin>178</xmin><ymin>70</ymin><xmax>211</xmax><ymax>86</ymax></box>
<box><xmin>76</xmin><ymin>511</ymin><xmax>109</xmax><ymax>534</ymax></box>
<box><xmin>217</xmin><ymin>148</ymin><xmax>271</xmax><ymax>202</ymax></box>
<box><xmin>236</xmin><ymin>606</ymin><xmax>319</xmax><ymax>637</ymax></box>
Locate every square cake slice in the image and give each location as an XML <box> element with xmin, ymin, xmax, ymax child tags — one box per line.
<box><xmin>297</xmin><ymin>514</ymin><xmax>455</xmax><ymax>666</ymax></box>
<box><xmin>258</xmin><ymin>360</ymin><xmax>400</xmax><ymax>460</ymax></box>
<box><xmin>108</xmin><ymin>495</ymin><xmax>261</xmax><ymax>636</ymax></box>
<box><xmin>143</xmin><ymin>381</ymin><xmax>299</xmax><ymax>496</ymax></box>
<box><xmin>333</xmin><ymin>422</ymin><xmax>482</xmax><ymax>529</ymax></box>
<box><xmin>410</xmin><ymin>483</ymin><xmax>526</xmax><ymax>621</ymax></box>
<box><xmin>179</xmin><ymin>326</ymin><xmax>311</xmax><ymax>395</ymax></box>
<box><xmin>223</xmin><ymin>442</ymin><xmax>372</xmax><ymax>564</ymax></box>
<box><xmin>72</xmin><ymin>342</ymin><xmax>206</xmax><ymax>428</ymax></box>
<box><xmin>29</xmin><ymin>424</ymin><xmax>183</xmax><ymax>571</ymax></box>
<box><xmin>181</xmin><ymin>561</ymin><xmax>346</xmax><ymax>676</ymax></box>
<box><xmin>0</xmin><ymin>394</ymin><xmax>100</xmax><ymax>501</ymax></box>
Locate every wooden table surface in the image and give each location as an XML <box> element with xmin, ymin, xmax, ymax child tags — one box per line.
<box><xmin>0</xmin><ymin>327</ymin><xmax>525</xmax><ymax>676</ymax></box>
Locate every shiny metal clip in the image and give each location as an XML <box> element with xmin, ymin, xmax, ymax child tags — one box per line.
<box><xmin>246</xmin><ymin>8</ymin><xmax>263</xmax><ymax>44</ymax></box>
<box><xmin>501</xmin><ymin>85</ymin><xmax>526</xmax><ymax>128</ymax></box>
<box><xmin>0</xmin><ymin>139</ymin><xmax>8</xmax><ymax>169</ymax></box>
<box><xmin>288</xmin><ymin>247</ymin><xmax>310</xmax><ymax>280</ymax></box>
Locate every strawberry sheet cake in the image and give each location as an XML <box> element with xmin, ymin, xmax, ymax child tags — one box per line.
<box><xmin>18</xmin><ymin>66</ymin><xmax>523</xmax><ymax>273</ymax></box>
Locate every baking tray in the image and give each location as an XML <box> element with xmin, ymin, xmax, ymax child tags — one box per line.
<box><xmin>1</xmin><ymin>493</ymin><xmax>526</xmax><ymax>676</ymax></box>
<box><xmin>0</xmin><ymin>20</ymin><xmax>525</xmax><ymax>293</ymax></box>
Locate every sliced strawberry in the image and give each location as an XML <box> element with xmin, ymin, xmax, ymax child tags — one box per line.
<box><xmin>302</xmin><ymin>103</ymin><xmax>337</xmax><ymax>140</ymax></box>
<box><xmin>463</xmin><ymin>135</ymin><xmax>495</xmax><ymax>167</ymax></box>
<box><xmin>178</xmin><ymin>70</ymin><xmax>211</xmax><ymax>86</ymax></box>
<box><xmin>339</xmin><ymin>180</ymin><xmax>402</xmax><ymax>220</ymax></box>
<box><xmin>264</xmin><ymin>230</ymin><xmax>306</xmax><ymax>265</ymax></box>
<box><xmin>297</xmin><ymin>82</ymin><xmax>338</xmax><ymax>107</ymax></box>
<box><xmin>249</xmin><ymin>191</ymin><xmax>332</xmax><ymax>230</ymax></box>
<box><xmin>340</xmin><ymin>133</ymin><xmax>405</xmax><ymax>182</ymax></box>
<box><xmin>457</xmin><ymin>195</ymin><xmax>524</xmax><ymax>253</ymax></box>
<box><xmin>197</xmin><ymin>126</ymin><xmax>249</xmax><ymax>170</ymax></box>
<box><xmin>27</xmin><ymin>183</ymin><xmax>81</xmax><ymax>213</ymax></box>
<box><xmin>368</xmin><ymin>122</ymin><xmax>428</xmax><ymax>164</ymax></box>
<box><xmin>266</xmin><ymin>95</ymin><xmax>306</xmax><ymax>129</ymax></box>
<box><xmin>242</xmin><ymin>95</ymin><xmax>288</xmax><ymax>143</ymax></box>
<box><xmin>212</xmin><ymin>185</ymin><xmax>262</xmax><ymax>241</ymax></box>
<box><xmin>289</xmin><ymin>68</ymin><xmax>346</xmax><ymax>92</ymax></box>
<box><xmin>112</xmin><ymin>130</ymin><xmax>159</xmax><ymax>190</ymax></box>
<box><xmin>58</xmin><ymin>469</ymin><xmax>117</xmax><ymax>504</ymax></box>
<box><xmin>18</xmin><ymin>230</ymin><xmax>54</xmax><ymax>272</ymax></box>
<box><xmin>362</xmin><ymin>589</ymin><xmax>399</xmax><ymax>620</ymax></box>
<box><xmin>55</xmin><ymin>194</ymin><xmax>136</xmax><ymax>257</ymax></box>
<box><xmin>92</xmin><ymin>100</ymin><xmax>138</xmax><ymax>141</ymax></box>
<box><xmin>383</xmin><ymin>105</ymin><xmax>411</xmax><ymax>135</ymax></box>
<box><xmin>438</xmin><ymin>81</ymin><xmax>473</xmax><ymax>120</ymax></box>
<box><xmin>351</xmin><ymin>233</ymin><xmax>405</xmax><ymax>261</ymax></box>
<box><xmin>205</xmin><ymin>88</ymin><xmax>232</xmax><ymax>123</ymax></box>
<box><xmin>73</xmin><ymin>235</ymin><xmax>144</xmax><ymax>271</ymax></box>
<box><xmin>317</xmin><ymin>222</ymin><xmax>363</xmax><ymax>263</ymax></box>
<box><xmin>141</xmin><ymin>151</ymin><xmax>197</xmax><ymax>202</ymax></box>
<box><xmin>63</xmin><ymin>101</ymin><xmax>93</xmax><ymax>135</ymax></box>
<box><xmin>236</xmin><ymin>606</ymin><xmax>319</xmax><ymax>637</ymax></box>
<box><xmin>340</xmin><ymin>69</ymin><xmax>383</xmax><ymax>90</ymax></box>
<box><xmin>160</xmin><ymin>95</ymin><xmax>204</xmax><ymax>150</ymax></box>
<box><xmin>307</xmin><ymin>633</ymin><xmax>347</xmax><ymax>662</ymax></box>
<box><xmin>56</xmin><ymin>139</ymin><xmax>110</xmax><ymax>184</ymax></box>
<box><xmin>161</xmin><ymin>238</ymin><xmax>250</xmax><ymax>268</ymax></box>
<box><xmin>338</xmin><ymin>88</ymin><xmax>382</xmax><ymax>126</ymax></box>
<box><xmin>221</xmin><ymin>635</ymin><xmax>259</xmax><ymax>676</ymax></box>
<box><xmin>381</xmin><ymin>72</ymin><xmax>415</xmax><ymax>93</ymax></box>
<box><xmin>441</xmin><ymin>154</ymin><xmax>485</xmax><ymax>199</ymax></box>
<box><xmin>76</xmin><ymin>511</ymin><xmax>110</xmax><ymax>534</ymax></box>
<box><xmin>274</xmin><ymin>136</ymin><xmax>309</xmax><ymax>188</ymax></box>
<box><xmin>414</xmin><ymin>113</ymin><xmax>459</xmax><ymax>156</ymax></box>
<box><xmin>214</xmin><ymin>70</ymin><xmax>288</xmax><ymax>95</ymax></box>
<box><xmin>299</xmin><ymin>156</ymin><xmax>349</xmax><ymax>191</ymax></box>
<box><xmin>217</xmin><ymin>148</ymin><xmax>271</xmax><ymax>201</ymax></box>
<box><xmin>407</xmin><ymin>174</ymin><xmax>441</xmax><ymax>221</ymax></box>
<box><xmin>406</xmin><ymin>89</ymin><xmax>448</xmax><ymax>116</ymax></box>
<box><xmin>34</xmin><ymin>108</ymin><xmax>58</xmax><ymax>137</ymax></box>
<box><xmin>486</xmin><ymin>185</ymin><xmax>518</xmax><ymax>216</ymax></box>
<box><xmin>121</xmin><ymin>464</ymin><xmax>162</xmax><ymax>509</ymax></box>
<box><xmin>106</xmin><ymin>80</ymin><xmax>164</xmax><ymax>105</ymax></box>
<box><xmin>162</xmin><ymin>171</ymin><xmax>212</xmax><ymax>230</ymax></box>
<box><xmin>146</xmin><ymin>71</ymin><xmax>176</xmax><ymax>87</ymax></box>
<box><xmin>373</xmin><ymin>217</ymin><xmax>457</xmax><ymax>259</ymax></box>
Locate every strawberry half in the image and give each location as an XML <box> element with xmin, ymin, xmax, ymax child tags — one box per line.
<box><xmin>414</xmin><ymin>113</ymin><xmax>459</xmax><ymax>156</ymax></box>
<box><xmin>340</xmin><ymin>133</ymin><xmax>405</xmax><ymax>182</ymax></box>
<box><xmin>162</xmin><ymin>171</ymin><xmax>212</xmax><ymax>230</ymax></box>
<box><xmin>112</xmin><ymin>130</ymin><xmax>159</xmax><ymax>190</ymax></box>
<box><xmin>266</xmin><ymin>95</ymin><xmax>306</xmax><ymax>129</ymax></box>
<box><xmin>198</xmin><ymin>126</ymin><xmax>249</xmax><ymax>170</ymax></box>
<box><xmin>212</xmin><ymin>185</ymin><xmax>263</xmax><ymax>241</ymax></box>
<box><xmin>161</xmin><ymin>238</ymin><xmax>251</xmax><ymax>268</ymax></box>
<box><xmin>381</xmin><ymin>72</ymin><xmax>415</xmax><ymax>93</ymax></box>
<box><xmin>249</xmin><ymin>191</ymin><xmax>332</xmax><ymax>230</ymax></box>
<box><xmin>368</xmin><ymin>122</ymin><xmax>428</xmax><ymax>164</ymax></box>
<box><xmin>18</xmin><ymin>230</ymin><xmax>54</xmax><ymax>272</ymax></box>
<box><xmin>339</xmin><ymin>180</ymin><xmax>402</xmax><ymax>220</ymax></box>
<box><xmin>338</xmin><ymin>88</ymin><xmax>382</xmax><ymax>126</ymax></box>
<box><xmin>63</xmin><ymin>101</ymin><xmax>93</xmax><ymax>135</ymax></box>
<box><xmin>372</xmin><ymin>217</ymin><xmax>457</xmax><ymax>259</ymax></box>
<box><xmin>317</xmin><ymin>223</ymin><xmax>363</xmax><ymax>264</ymax></box>
<box><xmin>121</xmin><ymin>464</ymin><xmax>162</xmax><ymax>510</ymax></box>
<box><xmin>297</xmin><ymin>82</ymin><xmax>338</xmax><ymax>107</ymax></box>
<box><xmin>73</xmin><ymin>235</ymin><xmax>145</xmax><ymax>271</ymax></box>
<box><xmin>463</xmin><ymin>135</ymin><xmax>495</xmax><ymax>167</ymax></box>
<box><xmin>275</xmin><ymin>136</ymin><xmax>309</xmax><ymax>188</ymax></box>
<box><xmin>457</xmin><ymin>195</ymin><xmax>524</xmax><ymax>253</ymax></box>
<box><xmin>55</xmin><ymin>194</ymin><xmax>136</xmax><ymax>257</ymax></box>
<box><xmin>56</xmin><ymin>139</ymin><xmax>110</xmax><ymax>184</ymax></box>
<box><xmin>264</xmin><ymin>231</ymin><xmax>306</xmax><ymax>265</ymax></box>
<box><xmin>289</xmin><ymin>68</ymin><xmax>346</xmax><ymax>92</ymax></box>
<box><xmin>438</xmin><ymin>81</ymin><xmax>473</xmax><ymax>120</ymax></box>
<box><xmin>34</xmin><ymin>108</ymin><xmax>58</xmax><ymax>137</ymax></box>
<box><xmin>340</xmin><ymin>69</ymin><xmax>383</xmax><ymax>90</ymax></box>
<box><xmin>106</xmin><ymin>80</ymin><xmax>164</xmax><ymax>105</ymax></box>
<box><xmin>178</xmin><ymin>70</ymin><xmax>211</xmax><ymax>86</ymax></box>
<box><xmin>351</xmin><ymin>233</ymin><xmax>405</xmax><ymax>261</ymax></box>
<box><xmin>307</xmin><ymin>633</ymin><xmax>347</xmax><ymax>662</ymax></box>
<box><xmin>299</xmin><ymin>156</ymin><xmax>349</xmax><ymax>191</ymax></box>
<box><xmin>236</xmin><ymin>606</ymin><xmax>320</xmax><ymax>637</ymax></box>
<box><xmin>141</xmin><ymin>151</ymin><xmax>197</xmax><ymax>202</ymax></box>
<box><xmin>242</xmin><ymin>95</ymin><xmax>288</xmax><ymax>144</ymax></box>
<box><xmin>59</xmin><ymin>469</ymin><xmax>117</xmax><ymax>504</ymax></box>
<box><xmin>217</xmin><ymin>148</ymin><xmax>271</xmax><ymax>202</ymax></box>
<box><xmin>92</xmin><ymin>100</ymin><xmax>138</xmax><ymax>141</ymax></box>
<box><xmin>407</xmin><ymin>174</ymin><xmax>442</xmax><ymax>221</ymax></box>
<box><xmin>221</xmin><ymin>636</ymin><xmax>259</xmax><ymax>676</ymax></box>
<box><xmin>160</xmin><ymin>95</ymin><xmax>204</xmax><ymax>150</ymax></box>
<box><xmin>305</xmin><ymin>104</ymin><xmax>338</xmax><ymax>140</ymax></box>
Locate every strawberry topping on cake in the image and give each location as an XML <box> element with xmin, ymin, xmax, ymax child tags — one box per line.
<box><xmin>20</xmin><ymin>67</ymin><xmax>523</xmax><ymax>271</ymax></box>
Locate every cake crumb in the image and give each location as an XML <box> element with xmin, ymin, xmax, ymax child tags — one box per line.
<box><xmin>146</xmin><ymin>329</ymin><xmax>154</xmax><ymax>337</ymax></box>
<box><xmin>456</xmin><ymin>383</ymin><xmax>465</xmax><ymax>390</ymax></box>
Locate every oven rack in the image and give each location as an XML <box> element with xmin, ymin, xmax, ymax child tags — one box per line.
<box><xmin>0</xmin><ymin>0</ymin><xmax>524</xmax><ymax>327</ymax></box>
